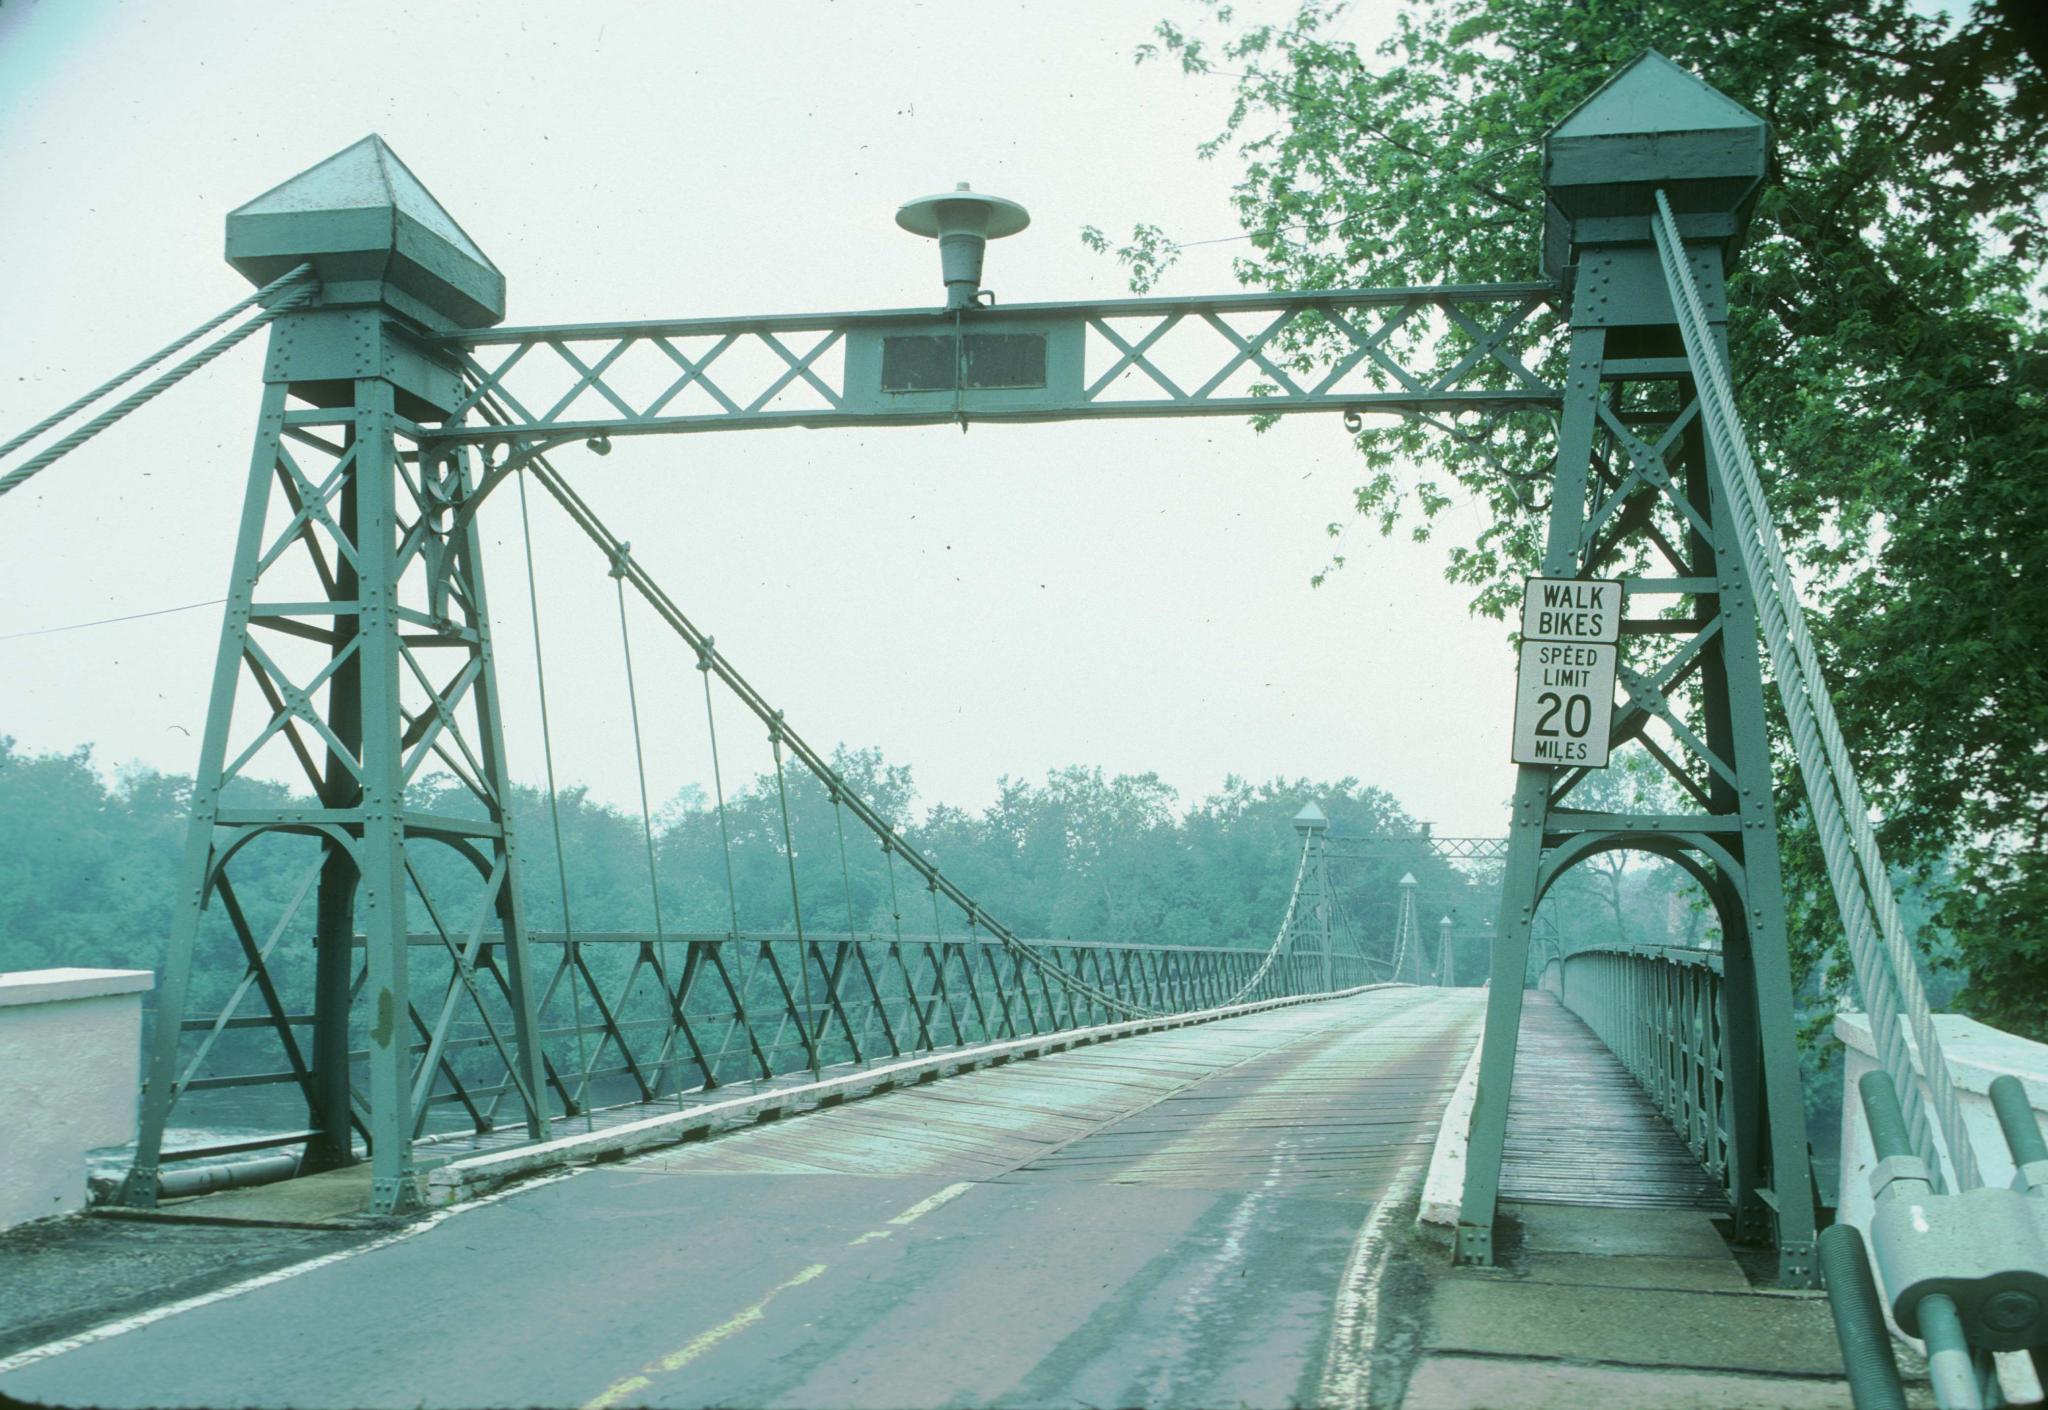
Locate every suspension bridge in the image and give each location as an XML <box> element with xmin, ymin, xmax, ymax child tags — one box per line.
<box><xmin>1</xmin><ymin>50</ymin><xmax>2045</xmax><ymax>1410</ymax></box>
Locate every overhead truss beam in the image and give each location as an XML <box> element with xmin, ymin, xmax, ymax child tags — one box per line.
<box><xmin>427</xmin><ymin>283</ymin><xmax>1561</xmax><ymax>447</ymax></box>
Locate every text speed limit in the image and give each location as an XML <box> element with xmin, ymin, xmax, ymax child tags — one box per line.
<box><xmin>1512</xmin><ymin>640</ymin><xmax>1617</xmax><ymax>767</ymax></box>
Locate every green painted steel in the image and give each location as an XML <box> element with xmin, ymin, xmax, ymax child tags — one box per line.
<box><xmin>1818</xmin><ymin>1224</ymin><xmax>1912</xmax><ymax>1410</ymax></box>
<box><xmin>123</xmin><ymin>151</ymin><xmax>545</xmax><ymax>1213</ymax></box>
<box><xmin>1454</xmin><ymin>52</ymin><xmax>1817</xmax><ymax>1284</ymax></box>
<box><xmin>426</xmin><ymin>282</ymin><xmax>1559</xmax><ymax>449</ymax></box>
<box><xmin>1291</xmin><ymin>804</ymin><xmax>1336</xmax><ymax>992</ymax></box>
<box><xmin>226</xmin><ymin>136</ymin><xmax>505</xmax><ymax>331</ymax></box>
<box><xmin>124</xmin><ymin>160</ymin><xmax>1371</xmax><ymax>1210</ymax></box>
<box><xmin>45</xmin><ymin>55</ymin><xmax>1825</xmax><ymax>1242</ymax></box>
<box><xmin>424</xmin><ymin>930</ymin><xmax>1368</xmax><ymax>1123</ymax></box>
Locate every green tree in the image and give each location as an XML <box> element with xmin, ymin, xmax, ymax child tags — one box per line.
<box><xmin>1099</xmin><ymin>0</ymin><xmax>2048</xmax><ymax>1035</ymax></box>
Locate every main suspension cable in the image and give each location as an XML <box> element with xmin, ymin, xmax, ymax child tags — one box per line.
<box><xmin>0</xmin><ymin>265</ymin><xmax>318</xmax><ymax>499</ymax></box>
<box><xmin>1216</xmin><ymin>829</ymin><xmax>1316</xmax><ymax>1007</ymax></box>
<box><xmin>490</xmin><ymin>422</ymin><xmax>1163</xmax><ymax>1021</ymax></box>
<box><xmin>1653</xmin><ymin>190</ymin><xmax>1979</xmax><ymax>1191</ymax></box>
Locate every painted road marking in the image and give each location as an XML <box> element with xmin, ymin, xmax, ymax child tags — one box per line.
<box><xmin>1317</xmin><ymin>1158</ymin><xmax>1426</xmax><ymax>1407</ymax></box>
<box><xmin>0</xmin><ymin>1170</ymin><xmax>585</xmax><ymax>1379</ymax></box>
<box><xmin>887</xmin><ymin>1181</ymin><xmax>973</xmax><ymax>1226</ymax></box>
<box><xmin>582</xmin><ymin>1263</ymin><xmax>830</xmax><ymax>1410</ymax></box>
<box><xmin>846</xmin><ymin>1180</ymin><xmax>976</xmax><ymax>1246</ymax></box>
<box><xmin>583</xmin><ymin>1184</ymin><xmax>977</xmax><ymax>1407</ymax></box>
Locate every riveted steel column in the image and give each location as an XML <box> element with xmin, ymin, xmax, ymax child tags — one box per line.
<box><xmin>1456</xmin><ymin>328</ymin><xmax>1606</xmax><ymax>1266</ymax></box>
<box><xmin>307</xmin><ymin>422</ymin><xmax>364</xmax><ymax>1176</ymax></box>
<box><xmin>115</xmin><ymin>139</ymin><xmax>547</xmax><ymax>1214</ymax></box>
<box><xmin>351</xmin><ymin>381</ymin><xmax>419</xmax><ymax>1211</ymax></box>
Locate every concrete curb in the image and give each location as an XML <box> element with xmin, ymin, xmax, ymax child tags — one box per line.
<box><xmin>426</xmin><ymin>982</ymin><xmax>1404</xmax><ymax>1208</ymax></box>
<box><xmin>1417</xmin><ymin>1030</ymin><xmax>1485</xmax><ymax>1230</ymax></box>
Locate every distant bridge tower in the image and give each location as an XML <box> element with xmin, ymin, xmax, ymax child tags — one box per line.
<box><xmin>1291</xmin><ymin>803</ymin><xmax>1335</xmax><ymax>991</ymax></box>
<box><xmin>1388</xmin><ymin>872</ymin><xmax>1423</xmax><ymax>985</ymax></box>
<box><xmin>1437</xmin><ymin>915</ymin><xmax>1456</xmax><ymax>988</ymax></box>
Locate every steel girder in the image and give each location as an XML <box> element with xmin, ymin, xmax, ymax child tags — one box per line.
<box><xmin>1452</xmin><ymin>242</ymin><xmax>1818</xmax><ymax>1285</ymax></box>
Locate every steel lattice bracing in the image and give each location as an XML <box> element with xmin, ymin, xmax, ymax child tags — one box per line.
<box><xmin>1453</xmin><ymin>54</ymin><xmax>1817</xmax><ymax>1282</ymax></box>
<box><xmin>125</xmin><ymin>377</ymin><xmax>554</xmax><ymax>1210</ymax></box>
<box><xmin>427</xmin><ymin>284</ymin><xmax>1560</xmax><ymax>450</ymax></box>
<box><xmin>386</xmin><ymin>930</ymin><xmax>1370</xmax><ymax>1137</ymax></box>
<box><xmin>99</xmin><ymin>129</ymin><xmax>1384</xmax><ymax>1208</ymax></box>
<box><xmin>1326</xmin><ymin>834</ymin><xmax>1511</xmax><ymax>867</ymax></box>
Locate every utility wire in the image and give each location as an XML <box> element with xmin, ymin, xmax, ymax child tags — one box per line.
<box><xmin>0</xmin><ymin>596</ymin><xmax>225</xmax><ymax>641</ymax></box>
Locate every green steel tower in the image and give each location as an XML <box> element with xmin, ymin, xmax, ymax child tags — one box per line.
<box><xmin>123</xmin><ymin>138</ymin><xmax>551</xmax><ymax>1214</ymax></box>
<box><xmin>1453</xmin><ymin>54</ymin><xmax>1817</xmax><ymax>1282</ymax></box>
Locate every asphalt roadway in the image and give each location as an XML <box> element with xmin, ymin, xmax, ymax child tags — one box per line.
<box><xmin>1</xmin><ymin>986</ymin><xmax>1486</xmax><ymax>1410</ymax></box>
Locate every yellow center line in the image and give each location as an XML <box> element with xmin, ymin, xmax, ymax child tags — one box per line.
<box><xmin>581</xmin><ymin>1262</ymin><xmax>830</xmax><ymax>1410</ymax></box>
<box><xmin>843</xmin><ymin>1180</ymin><xmax>978</xmax><ymax>1247</ymax></box>
<box><xmin>886</xmin><ymin>1180</ymin><xmax>975</xmax><ymax>1226</ymax></box>
<box><xmin>586</xmin><ymin>1183</ymin><xmax>981</xmax><ymax>1407</ymax></box>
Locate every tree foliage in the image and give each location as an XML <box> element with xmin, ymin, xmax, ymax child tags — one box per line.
<box><xmin>0</xmin><ymin>738</ymin><xmax>1526</xmax><ymax>996</ymax></box>
<box><xmin>1098</xmin><ymin>0</ymin><xmax>2048</xmax><ymax>1035</ymax></box>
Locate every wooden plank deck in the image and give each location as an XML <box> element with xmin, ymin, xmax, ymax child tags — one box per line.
<box><xmin>1499</xmin><ymin>990</ymin><xmax>1727</xmax><ymax>1211</ymax></box>
<box><xmin>626</xmin><ymin>987</ymin><xmax>1488</xmax><ymax>1201</ymax></box>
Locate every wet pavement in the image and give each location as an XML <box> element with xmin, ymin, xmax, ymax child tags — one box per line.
<box><xmin>0</xmin><ymin>987</ymin><xmax>1483</xmax><ymax>1410</ymax></box>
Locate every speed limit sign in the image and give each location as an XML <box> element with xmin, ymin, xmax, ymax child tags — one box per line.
<box><xmin>1511</xmin><ymin>578</ymin><xmax>1621</xmax><ymax>768</ymax></box>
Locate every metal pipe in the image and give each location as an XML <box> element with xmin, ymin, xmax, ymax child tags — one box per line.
<box><xmin>1861</xmin><ymin>1070</ymin><xmax>1916</xmax><ymax>1164</ymax></box>
<box><xmin>1818</xmin><ymin>1224</ymin><xmax>1909</xmax><ymax>1410</ymax></box>
<box><xmin>1919</xmin><ymin>1294</ymin><xmax>1987</xmax><ymax>1410</ymax></box>
<box><xmin>1990</xmin><ymin>1074</ymin><xmax>2048</xmax><ymax>1169</ymax></box>
<box><xmin>154</xmin><ymin>1151</ymin><xmax>302</xmax><ymax>1201</ymax></box>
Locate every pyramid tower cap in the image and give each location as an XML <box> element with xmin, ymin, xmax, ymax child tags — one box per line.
<box><xmin>1399</xmin><ymin>872</ymin><xmax>1418</xmax><ymax>886</ymax></box>
<box><xmin>1548</xmin><ymin>50</ymin><xmax>1764</xmax><ymax>143</ymax></box>
<box><xmin>1293</xmin><ymin>802</ymin><xmax>1329</xmax><ymax>832</ymax></box>
<box><xmin>1541</xmin><ymin>50</ymin><xmax>1771</xmax><ymax>279</ymax></box>
<box><xmin>226</xmin><ymin>136</ymin><xmax>505</xmax><ymax>330</ymax></box>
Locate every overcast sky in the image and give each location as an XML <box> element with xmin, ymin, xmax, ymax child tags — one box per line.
<box><xmin>0</xmin><ymin>0</ymin><xmax>1526</xmax><ymax>835</ymax></box>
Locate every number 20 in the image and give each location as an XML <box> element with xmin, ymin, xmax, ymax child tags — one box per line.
<box><xmin>1534</xmin><ymin>692</ymin><xmax>1592</xmax><ymax>738</ymax></box>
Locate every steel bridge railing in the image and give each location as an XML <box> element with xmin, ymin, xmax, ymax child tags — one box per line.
<box><xmin>163</xmin><ymin>929</ymin><xmax>1374</xmax><ymax>1156</ymax></box>
<box><xmin>1540</xmin><ymin>944</ymin><xmax>1733</xmax><ymax>1206</ymax></box>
